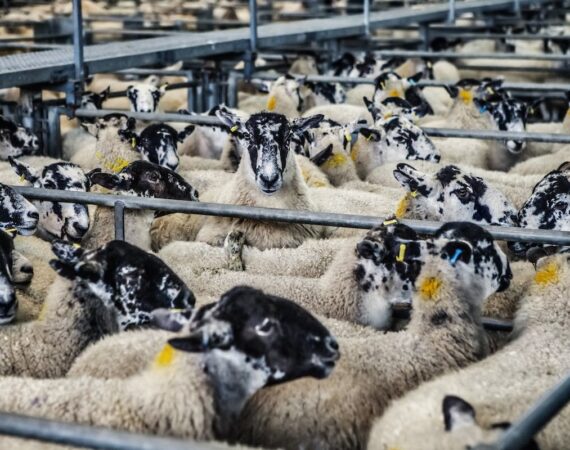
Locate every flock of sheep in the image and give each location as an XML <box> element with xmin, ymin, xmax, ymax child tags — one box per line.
<box><xmin>0</xmin><ymin>1</ymin><xmax>569</xmax><ymax>449</ymax></box>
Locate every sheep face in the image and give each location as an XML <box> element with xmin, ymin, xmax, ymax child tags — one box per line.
<box><xmin>0</xmin><ymin>230</ymin><xmax>17</xmax><ymax>324</ymax></box>
<box><xmin>134</xmin><ymin>123</ymin><xmax>194</xmax><ymax>171</ymax></box>
<box><xmin>216</xmin><ymin>108</ymin><xmax>324</xmax><ymax>195</ymax></box>
<box><xmin>50</xmin><ymin>239</ymin><xmax>195</xmax><ymax>331</ymax></box>
<box><xmin>434</xmin><ymin>222</ymin><xmax>512</xmax><ymax>297</ymax></box>
<box><xmin>78</xmin><ymin>88</ymin><xmax>110</xmax><ymax>123</ymax></box>
<box><xmin>354</xmin><ymin>223</ymin><xmax>426</xmax><ymax>329</ymax></box>
<box><xmin>81</xmin><ymin>113</ymin><xmax>136</xmax><ymax>140</ymax></box>
<box><xmin>304</xmin><ymin>81</ymin><xmax>346</xmax><ymax>106</ymax></box>
<box><xmin>372</xmin><ymin>71</ymin><xmax>423</xmax><ymax>106</ymax></box>
<box><xmin>89</xmin><ymin>160</ymin><xmax>199</xmax><ymax>203</ymax></box>
<box><xmin>10</xmin><ymin>159</ymin><xmax>90</xmax><ymax>243</ymax></box>
<box><xmin>510</xmin><ymin>166</ymin><xmax>570</xmax><ymax>256</ymax></box>
<box><xmin>165</xmin><ymin>285</ymin><xmax>340</xmax><ymax>383</ymax></box>
<box><xmin>0</xmin><ymin>182</ymin><xmax>38</xmax><ymax>235</ymax></box>
<box><xmin>126</xmin><ymin>84</ymin><xmax>166</xmax><ymax>113</ymax></box>
<box><xmin>481</xmin><ymin>97</ymin><xmax>529</xmax><ymax>154</ymax></box>
<box><xmin>0</xmin><ymin>116</ymin><xmax>39</xmax><ymax>160</ymax></box>
<box><xmin>393</xmin><ymin>163</ymin><xmax>517</xmax><ymax>226</ymax></box>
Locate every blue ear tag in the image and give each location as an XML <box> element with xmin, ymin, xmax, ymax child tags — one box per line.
<box><xmin>409</xmin><ymin>79</ymin><xmax>416</xmax><ymax>86</ymax></box>
<box><xmin>479</xmin><ymin>106</ymin><xmax>487</xmax><ymax>113</ymax></box>
<box><xmin>450</xmin><ymin>249</ymin><xmax>463</xmax><ymax>265</ymax></box>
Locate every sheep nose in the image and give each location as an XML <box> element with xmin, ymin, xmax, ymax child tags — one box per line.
<box><xmin>508</xmin><ymin>240</ymin><xmax>528</xmax><ymax>256</ymax></box>
<box><xmin>259</xmin><ymin>173</ymin><xmax>279</xmax><ymax>187</ymax></box>
<box><xmin>27</xmin><ymin>211</ymin><xmax>39</xmax><ymax>221</ymax></box>
<box><xmin>324</xmin><ymin>336</ymin><xmax>340</xmax><ymax>359</ymax></box>
<box><xmin>73</xmin><ymin>221</ymin><xmax>89</xmax><ymax>235</ymax></box>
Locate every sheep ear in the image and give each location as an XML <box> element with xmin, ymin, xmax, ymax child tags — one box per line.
<box><xmin>557</xmin><ymin>161</ymin><xmax>570</xmax><ymax>172</ymax></box>
<box><xmin>444</xmin><ymin>85</ymin><xmax>459</xmax><ymax>99</ymax></box>
<box><xmin>81</xmin><ymin>121</ymin><xmax>99</xmax><ymax>136</ymax></box>
<box><xmin>363</xmin><ymin>96</ymin><xmax>380</xmax><ymax>121</ymax></box>
<box><xmin>356</xmin><ymin>239</ymin><xmax>382</xmax><ymax>262</ymax></box>
<box><xmin>216</xmin><ymin>107</ymin><xmax>242</xmax><ymax>131</ymax></box>
<box><xmin>310</xmin><ymin>144</ymin><xmax>334</xmax><ymax>167</ymax></box>
<box><xmin>359</xmin><ymin>128</ymin><xmax>381</xmax><ymax>142</ymax></box>
<box><xmin>126</xmin><ymin>86</ymin><xmax>135</xmax><ymax>101</ymax></box>
<box><xmin>440</xmin><ymin>241</ymin><xmax>472</xmax><ymax>266</ymax></box>
<box><xmin>526</xmin><ymin>246</ymin><xmax>558</xmax><ymax>268</ymax></box>
<box><xmin>158</xmin><ymin>84</ymin><xmax>168</xmax><ymax>97</ymax></box>
<box><xmin>49</xmin><ymin>260</ymin><xmax>76</xmax><ymax>280</ymax></box>
<box><xmin>291</xmin><ymin>114</ymin><xmax>324</xmax><ymax>135</ymax></box>
<box><xmin>8</xmin><ymin>156</ymin><xmax>39</xmax><ymax>184</ymax></box>
<box><xmin>99</xmin><ymin>86</ymin><xmax>111</xmax><ymax>101</ymax></box>
<box><xmin>393</xmin><ymin>163</ymin><xmax>428</xmax><ymax>195</ymax></box>
<box><xmin>89</xmin><ymin>171</ymin><xmax>126</xmax><ymax>190</ymax></box>
<box><xmin>406</xmin><ymin>71</ymin><xmax>424</xmax><ymax>86</ymax></box>
<box><xmin>51</xmin><ymin>239</ymin><xmax>84</xmax><ymax>265</ymax></box>
<box><xmin>177</xmin><ymin>125</ymin><xmax>195</xmax><ymax>142</ymax></box>
<box><xmin>151</xmin><ymin>308</ymin><xmax>193</xmax><ymax>332</ymax></box>
<box><xmin>442</xmin><ymin>395</ymin><xmax>476</xmax><ymax>432</ymax></box>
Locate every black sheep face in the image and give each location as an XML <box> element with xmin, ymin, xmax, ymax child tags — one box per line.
<box><xmin>216</xmin><ymin>107</ymin><xmax>324</xmax><ymax>195</ymax></box>
<box><xmin>10</xmin><ymin>159</ymin><xmax>90</xmax><ymax>243</ymax></box>
<box><xmin>89</xmin><ymin>160</ymin><xmax>199</xmax><ymax>202</ymax></box>
<box><xmin>164</xmin><ymin>285</ymin><xmax>340</xmax><ymax>383</ymax></box>
<box><xmin>50</xmin><ymin>239</ymin><xmax>195</xmax><ymax>331</ymax></box>
<box><xmin>0</xmin><ymin>182</ymin><xmax>38</xmax><ymax>236</ymax></box>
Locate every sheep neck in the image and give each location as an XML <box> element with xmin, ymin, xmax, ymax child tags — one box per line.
<box><xmin>447</xmin><ymin>99</ymin><xmax>490</xmax><ymax>130</ymax></box>
<box><xmin>94</xmin><ymin>128</ymin><xmax>139</xmax><ymax>172</ymax></box>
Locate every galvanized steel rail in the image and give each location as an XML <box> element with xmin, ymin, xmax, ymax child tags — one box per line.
<box><xmin>0</xmin><ymin>0</ymin><xmax>549</xmax><ymax>89</ymax></box>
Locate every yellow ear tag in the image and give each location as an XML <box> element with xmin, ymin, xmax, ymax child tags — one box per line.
<box><xmin>419</xmin><ymin>277</ymin><xmax>442</xmax><ymax>301</ymax></box>
<box><xmin>383</xmin><ymin>219</ymin><xmax>398</xmax><ymax>226</ymax></box>
<box><xmin>396</xmin><ymin>243</ymin><xmax>406</xmax><ymax>262</ymax></box>
<box><xmin>534</xmin><ymin>262</ymin><xmax>559</xmax><ymax>286</ymax></box>
<box><xmin>19</xmin><ymin>175</ymin><xmax>25</xmax><ymax>183</ymax></box>
<box><xmin>154</xmin><ymin>344</ymin><xmax>176</xmax><ymax>368</ymax></box>
<box><xmin>72</xmin><ymin>243</ymin><xmax>81</xmax><ymax>249</ymax></box>
<box><xmin>395</xmin><ymin>192</ymin><xmax>413</xmax><ymax>219</ymax></box>
<box><xmin>105</xmin><ymin>157</ymin><xmax>130</xmax><ymax>174</ymax></box>
<box><xmin>230</xmin><ymin>125</ymin><xmax>239</xmax><ymax>133</ymax></box>
<box><xmin>380</xmin><ymin>82</ymin><xmax>386</xmax><ymax>90</ymax></box>
<box><xmin>345</xmin><ymin>132</ymin><xmax>352</xmax><ymax>142</ymax></box>
<box><xmin>383</xmin><ymin>112</ymin><xmax>393</xmax><ymax>120</ymax></box>
<box><xmin>486</xmin><ymin>87</ymin><xmax>494</xmax><ymax>94</ymax></box>
<box><xmin>3</xmin><ymin>227</ymin><xmax>15</xmax><ymax>233</ymax></box>
<box><xmin>411</xmin><ymin>190</ymin><xmax>418</xmax><ymax>198</ymax></box>
<box><xmin>267</xmin><ymin>95</ymin><xmax>277</xmax><ymax>111</ymax></box>
<box><xmin>131</xmin><ymin>138</ymin><xmax>136</xmax><ymax>148</ymax></box>
<box><xmin>459</xmin><ymin>88</ymin><xmax>473</xmax><ymax>105</ymax></box>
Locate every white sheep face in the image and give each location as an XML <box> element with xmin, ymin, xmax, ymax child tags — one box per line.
<box><xmin>126</xmin><ymin>84</ymin><xmax>166</xmax><ymax>113</ymax></box>
<box><xmin>0</xmin><ymin>182</ymin><xmax>38</xmax><ymax>235</ymax></box>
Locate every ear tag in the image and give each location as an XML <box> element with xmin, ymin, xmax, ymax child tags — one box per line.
<box><xmin>168</xmin><ymin>308</ymin><xmax>185</xmax><ymax>313</ymax></box>
<box><xmin>449</xmin><ymin>249</ymin><xmax>462</xmax><ymax>265</ymax></box>
<box><xmin>396</xmin><ymin>243</ymin><xmax>406</xmax><ymax>262</ymax></box>
<box><xmin>345</xmin><ymin>131</ymin><xmax>352</xmax><ymax>142</ymax></box>
<box><xmin>131</xmin><ymin>137</ymin><xmax>136</xmax><ymax>148</ymax></box>
<box><xmin>408</xmin><ymin>78</ymin><xmax>417</xmax><ymax>86</ymax></box>
<box><xmin>267</xmin><ymin>95</ymin><xmax>277</xmax><ymax>111</ymax></box>
<box><xmin>479</xmin><ymin>105</ymin><xmax>487</xmax><ymax>114</ymax></box>
<box><xmin>72</xmin><ymin>243</ymin><xmax>81</xmax><ymax>249</ymax></box>
<box><xmin>380</xmin><ymin>82</ymin><xmax>386</xmax><ymax>90</ymax></box>
<box><xmin>383</xmin><ymin>219</ymin><xmax>398</xmax><ymax>226</ymax></box>
<box><xmin>410</xmin><ymin>190</ymin><xmax>418</xmax><ymax>198</ymax></box>
<box><xmin>366</xmin><ymin>133</ymin><xmax>374</xmax><ymax>141</ymax></box>
<box><xmin>459</xmin><ymin>88</ymin><xmax>473</xmax><ymax>104</ymax></box>
<box><xmin>3</xmin><ymin>227</ymin><xmax>16</xmax><ymax>233</ymax></box>
<box><xmin>486</xmin><ymin>87</ymin><xmax>494</xmax><ymax>94</ymax></box>
<box><xmin>383</xmin><ymin>112</ymin><xmax>393</xmax><ymax>120</ymax></box>
<box><xmin>154</xmin><ymin>344</ymin><xmax>176</xmax><ymax>368</ymax></box>
<box><xmin>230</xmin><ymin>125</ymin><xmax>239</xmax><ymax>134</ymax></box>
<box><xmin>19</xmin><ymin>175</ymin><xmax>24</xmax><ymax>183</ymax></box>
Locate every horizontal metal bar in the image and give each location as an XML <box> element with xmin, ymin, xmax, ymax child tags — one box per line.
<box><xmin>428</xmin><ymin>31</ymin><xmax>570</xmax><ymax>40</ymax></box>
<box><xmin>373</xmin><ymin>49</ymin><xmax>570</xmax><ymax>61</ymax></box>
<box><xmin>72</xmin><ymin>108</ymin><xmax>570</xmax><ymax>144</ymax></box>
<box><xmin>494</xmin><ymin>373</ymin><xmax>570</xmax><ymax>450</ymax></box>
<box><xmin>0</xmin><ymin>411</ymin><xmax>217</xmax><ymax>450</ymax></box>
<box><xmin>455</xmin><ymin>64</ymin><xmax>570</xmax><ymax>74</ymax></box>
<box><xmin>423</xmin><ymin>128</ymin><xmax>570</xmax><ymax>144</ymax></box>
<box><xmin>0</xmin><ymin>0</ymin><xmax>550</xmax><ymax>89</ymax></box>
<box><xmin>10</xmin><ymin>187</ymin><xmax>570</xmax><ymax>246</ymax></box>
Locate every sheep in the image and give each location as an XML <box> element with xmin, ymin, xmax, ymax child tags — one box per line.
<box><xmin>0</xmin><ymin>237</ymin><xmax>194</xmax><ymax>378</ymax></box>
<box><xmin>234</xmin><ymin>235</ymin><xmax>491</xmax><ymax>450</ymax></box>
<box><xmin>0</xmin><ymin>286</ymin><xmax>339</xmax><ymax>442</ymax></box>
<box><xmin>392</xmin><ymin>163</ymin><xmax>518</xmax><ymax>226</ymax></box>
<box><xmin>0</xmin><ymin>229</ymin><xmax>27</xmax><ymax>324</ymax></box>
<box><xmin>60</xmin><ymin>87</ymin><xmax>110</xmax><ymax>136</ymax></box>
<box><xmin>0</xmin><ymin>115</ymin><xmax>39</xmax><ymax>160</ymax></box>
<box><xmin>81</xmin><ymin>161</ymin><xmax>199</xmax><ymax>251</ymax></box>
<box><xmin>0</xmin><ymin>182</ymin><xmax>39</xmax><ymax>236</ymax></box>
<box><xmin>302</xmin><ymin>103</ymin><xmax>373</xmax><ymax>125</ymax></box>
<box><xmin>509</xmin><ymin>144</ymin><xmax>570</xmax><ymax>175</ymax></box>
<box><xmin>70</xmin><ymin>113</ymin><xmax>139</xmax><ymax>172</ymax></box>
<box><xmin>367</xmin><ymin>252</ymin><xmax>570</xmax><ymax>450</ymax></box>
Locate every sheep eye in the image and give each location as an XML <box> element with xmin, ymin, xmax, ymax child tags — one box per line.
<box><xmin>554</xmin><ymin>201</ymin><xmax>567</xmax><ymax>211</ymax></box>
<box><xmin>454</xmin><ymin>188</ymin><xmax>471</xmax><ymax>200</ymax></box>
<box><xmin>255</xmin><ymin>318</ymin><xmax>276</xmax><ymax>336</ymax></box>
<box><xmin>147</xmin><ymin>173</ymin><xmax>160</xmax><ymax>183</ymax></box>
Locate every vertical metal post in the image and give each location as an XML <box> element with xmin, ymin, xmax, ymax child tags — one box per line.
<box><xmin>447</xmin><ymin>0</ymin><xmax>456</xmax><ymax>23</ymax></box>
<box><xmin>186</xmin><ymin>71</ymin><xmax>195</xmax><ymax>113</ymax></box>
<box><xmin>513</xmin><ymin>0</ymin><xmax>521</xmax><ymax>17</ymax></box>
<box><xmin>72</xmin><ymin>0</ymin><xmax>85</xmax><ymax>87</ymax></box>
<box><xmin>46</xmin><ymin>106</ymin><xmax>62</xmax><ymax>158</ymax></box>
<box><xmin>244</xmin><ymin>0</ymin><xmax>258</xmax><ymax>80</ymax></box>
<box><xmin>114</xmin><ymin>201</ymin><xmax>125</xmax><ymax>241</ymax></box>
<box><xmin>419</xmin><ymin>23</ymin><xmax>430</xmax><ymax>51</ymax></box>
<box><xmin>363</xmin><ymin>0</ymin><xmax>370</xmax><ymax>37</ymax></box>
<box><xmin>227</xmin><ymin>71</ymin><xmax>239</xmax><ymax>108</ymax></box>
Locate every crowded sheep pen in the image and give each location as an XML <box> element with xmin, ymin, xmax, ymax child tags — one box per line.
<box><xmin>0</xmin><ymin>0</ymin><xmax>569</xmax><ymax>448</ymax></box>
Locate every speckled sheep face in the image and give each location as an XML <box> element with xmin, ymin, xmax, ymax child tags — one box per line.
<box><xmin>305</xmin><ymin>81</ymin><xmax>346</xmax><ymax>105</ymax></box>
<box><xmin>82</xmin><ymin>113</ymin><xmax>136</xmax><ymax>140</ymax></box>
<box><xmin>167</xmin><ymin>286</ymin><xmax>340</xmax><ymax>383</ymax></box>
<box><xmin>89</xmin><ymin>160</ymin><xmax>199</xmax><ymax>203</ymax></box>
<box><xmin>126</xmin><ymin>83</ymin><xmax>166</xmax><ymax>113</ymax></box>
<box><xmin>353</xmin><ymin>223</ymin><xmax>426</xmax><ymax>330</ymax></box>
<box><xmin>393</xmin><ymin>164</ymin><xmax>517</xmax><ymax>226</ymax></box>
<box><xmin>134</xmin><ymin>123</ymin><xmax>194</xmax><ymax>171</ymax></box>
<box><xmin>0</xmin><ymin>116</ymin><xmax>39</xmax><ymax>160</ymax></box>
<box><xmin>481</xmin><ymin>98</ymin><xmax>529</xmax><ymax>154</ymax></box>
<box><xmin>0</xmin><ymin>182</ymin><xmax>38</xmax><ymax>236</ymax></box>
<box><xmin>372</xmin><ymin>71</ymin><xmax>423</xmax><ymax>106</ymax></box>
<box><xmin>216</xmin><ymin>108</ymin><xmax>324</xmax><ymax>195</ymax></box>
<box><xmin>509</xmin><ymin>167</ymin><xmax>570</xmax><ymax>256</ymax></box>
<box><xmin>10</xmin><ymin>159</ymin><xmax>90</xmax><ymax>243</ymax></box>
<box><xmin>78</xmin><ymin>88</ymin><xmax>110</xmax><ymax>124</ymax></box>
<box><xmin>434</xmin><ymin>222</ymin><xmax>512</xmax><ymax>297</ymax></box>
<box><xmin>51</xmin><ymin>240</ymin><xmax>195</xmax><ymax>331</ymax></box>
<box><xmin>0</xmin><ymin>230</ymin><xmax>17</xmax><ymax>324</ymax></box>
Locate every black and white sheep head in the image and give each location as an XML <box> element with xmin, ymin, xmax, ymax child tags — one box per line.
<box><xmin>50</xmin><ymin>239</ymin><xmax>195</xmax><ymax>331</ymax></box>
<box><xmin>159</xmin><ymin>285</ymin><xmax>339</xmax><ymax>383</ymax></box>
<box><xmin>216</xmin><ymin>108</ymin><xmax>324</xmax><ymax>194</ymax></box>
<box><xmin>81</xmin><ymin>113</ymin><xmax>136</xmax><ymax>140</ymax></box>
<box><xmin>80</xmin><ymin>87</ymin><xmax>110</xmax><ymax>113</ymax></box>
<box><xmin>429</xmin><ymin>395</ymin><xmax>540</xmax><ymax>450</ymax></box>
<box><xmin>475</xmin><ymin>96</ymin><xmax>534</xmax><ymax>155</ymax></box>
<box><xmin>9</xmin><ymin>158</ymin><xmax>90</xmax><ymax>243</ymax></box>
<box><xmin>393</xmin><ymin>164</ymin><xmax>517</xmax><ymax>226</ymax></box>
<box><xmin>132</xmin><ymin>123</ymin><xmax>194</xmax><ymax>172</ymax></box>
<box><xmin>354</xmin><ymin>221</ymin><xmax>426</xmax><ymax>330</ymax></box>
<box><xmin>0</xmin><ymin>230</ymin><xmax>17</xmax><ymax>324</ymax></box>
<box><xmin>372</xmin><ymin>71</ymin><xmax>423</xmax><ymax>106</ymax></box>
<box><xmin>264</xmin><ymin>75</ymin><xmax>310</xmax><ymax>114</ymax></box>
<box><xmin>433</xmin><ymin>222</ymin><xmax>512</xmax><ymax>298</ymax></box>
<box><xmin>126</xmin><ymin>83</ymin><xmax>167</xmax><ymax>114</ymax></box>
<box><xmin>509</xmin><ymin>163</ymin><xmax>570</xmax><ymax>256</ymax></box>
<box><xmin>0</xmin><ymin>116</ymin><xmax>39</xmax><ymax>160</ymax></box>
<box><xmin>89</xmin><ymin>160</ymin><xmax>199</xmax><ymax>203</ymax></box>
<box><xmin>304</xmin><ymin>81</ymin><xmax>346</xmax><ymax>106</ymax></box>
<box><xmin>0</xmin><ymin>182</ymin><xmax>38</xmax><ymax>236</ymax></box>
